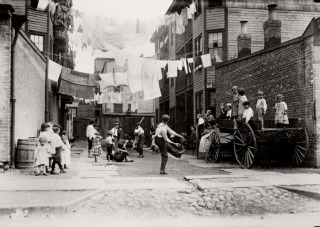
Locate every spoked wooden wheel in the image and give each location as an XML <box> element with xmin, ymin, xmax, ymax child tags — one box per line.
<box><xmin>291</xmin><ymin>128</ymin><xmax>309</xmax><ymax>166</ymax></box>
<box><xmin>206</xmin><ymin>131</ymin><xmax>221</xmax><ymax>163</ymax></box>
<box><xmin>233</xmin><ymin>123</ymin><xmax>258</xmax><ymax>168</ymax></box>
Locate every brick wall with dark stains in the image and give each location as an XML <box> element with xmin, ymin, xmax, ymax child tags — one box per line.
<box><xmin>0</xmin><ymin>18</ymin><xmax>12</xmax><ymax>162</ymax></box>
<box><xmin>215</xmin><ymin>35</ymin><xmax>317</xmax><ymax>166</ymax></box>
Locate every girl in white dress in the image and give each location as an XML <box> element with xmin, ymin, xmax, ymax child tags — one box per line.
<box><xmin>34</xmin><ymin>136</ymin><xmax>53</xmax><ymax>176</ymax></box>
<box><xmin>274</xmin><ymin>94</ymin><xmax>289</xmax><ymax>128</ymax></box>
<box><xmin>61</xmin><ymin>135</ymin><xmax>71</xmax><ymax>169</ymax></box>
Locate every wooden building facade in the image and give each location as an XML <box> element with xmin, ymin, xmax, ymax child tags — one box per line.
<box><xmin>152</xmin><ymin>0</ymin><xmax>320</xmax><ymax>134</ymax></box>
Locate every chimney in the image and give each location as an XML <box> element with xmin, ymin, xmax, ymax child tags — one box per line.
<box><xmin>263</xmin><ymin>4</ymin><xmax>281</xmax><ymax>49</ymax></box>
<box><xmin>237</xmin><ymin>21</ymin><xmax>251</xmax><ymax>58</ymax></box>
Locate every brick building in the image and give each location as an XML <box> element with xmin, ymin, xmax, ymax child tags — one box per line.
<box><xmin>0</xmin><ymin>1</ymin><xmax>74</xmax><ymax>166</ymax></box>
<box><xmin>151</xmin><ymin>0</ymin><xmax>320</xmax><ymax>135</ymax></box>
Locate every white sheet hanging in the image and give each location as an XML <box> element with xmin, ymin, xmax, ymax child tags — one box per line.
<box><xmin>167</xmin><ymin>61</ymin><xmax>178</xmax><ymax>78</ymax></box>
<box><xmin>48</xmin><ymin>60</ymin><xmax>62</xmax><ymax>82</ymax></box>
<box><xmin>115</xmin><ymin>72</ymin><xmax>129</xmax><ymax>87</ymax></box>
<box><xmin>201</xmin><ymin>53</ymin><xmax>212</xmax><ymax>68</ymax></box>
<box><xmin>99</xmin><ymin>73</ymin><xmax>115</xmax><ymax>89</ymax></box>
<box><xmin>127</xmin><ymin>55</ymin><xmax>144</xmax><ymax>93</ymax></box>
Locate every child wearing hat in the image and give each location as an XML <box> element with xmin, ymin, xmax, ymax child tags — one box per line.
<box><xmin>241</xmin><ymin>101</ymin><xmax>254</xmax><ymax>124</ymax></box>
<box><xmin>256</xmin><ymin>91</ymin><xmax>267</xmax><ymax>129</ymax></box>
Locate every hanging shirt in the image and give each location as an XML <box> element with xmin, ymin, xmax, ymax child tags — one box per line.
<box><xmin>134</xmin><ymin>126</ymin><xmax>144</xmax><ymax>136</ymax></box>
<box><xmin>177</xmin><ymin>60</ymin><xmax>183</xmax><ymax>70</ymax></box>
<box><xmin>175</xmin><ymin>12</ymin><xmax>185</xmax><ymax>35</ymax></box>
<box><xmin>127</xmin><ymin>55</ymin><xmax>144</xmax><ymax>93</ymax></box>
<box><xmin>243</xmin><ymin>107</ymin><xmax>254</xmax><ymax>123</ymax></box>
<box><xmin>187</xmin><ymin>3</ymin><xmax>197</xmax><ymax>19</ymax></box>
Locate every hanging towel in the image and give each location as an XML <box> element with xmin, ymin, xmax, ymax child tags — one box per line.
<box><xmin>141</xmin><ymin>69</ymin><xmax>162</xmax><ymax>101</ymax></box>
<box><xmin>48</xmin><ymin>60</ymin><xmax>62</xmax><ymax>82</ymax></box>
<box><xmin>177</xmin><ymin>60</ymin><xmax>183</xmax><ymax>70</ymax></box>
<box><xmin>201</xmin><ymin>54</ymin><xmax>212</xmax><ymax>68</ymax></box>
<box><xmin>99</xmin><ymin>73</ymin><xmax>115</xmax><ymax>89</ymax></box>
<box><xmin>168</xmin><ymin>61</ymin><xmax>178</xmax><ymax>78</ymax></box>
<box><xmin>127</xmin><ymin>55</ymin><xmax>144</xmax><ymax>93</ymax></box>
<box><xmin>114</xmin><ymin>49</ymin><xmax>127</xmax><ymax>67</ymax></box>
<box><xmin>115</xmin><ymin>72</ymin><xmax>129</xmax><ymax>87</ymax></box>
<box><xmin>97</xmin><ymin>93</ymin><xmax>103</xmax><ymax>104</ymax></box>
<box><xmin>94</xmin><ymin>93</ymin><xmax>99</xmax><ymax>102</ymax></box>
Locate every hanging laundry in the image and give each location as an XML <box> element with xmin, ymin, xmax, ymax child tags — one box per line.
<box><xmin>182</xmin><ymin>58</ymin><xmax>190</xmax><ymax>74</ymax></box>
<box><xmin>113</xmin><ymin>91</ymin><xmax>122</xmax><ymax>104</ymax></box>
<box><xmin>175</xmin><ymin>12</ymin><xmax>185</xmax><ymax>35</ymax></box>
<box><xmin>187</xmin><ymin>57</ymin><xmax>194</xmax><ymax>63</ymax></box>
<box><xmin>201</xmin><ymin>53</ymin><xmax>212</xmax><ymax>68</ymax></box>
<box><xmin>127</xmin><ymin>55</ymin><xmax>144</xmax><ymax>93</ymax></box>
<box><xmin>155</xmin><ymin>61</ymin><xmax>164</xmax><ymax>80</ymax></box>
<box><xmin>94</xmin><ymin>93</ymin><xmax>99</xmax><ymax>102</ymax></box>
<box><xmin>181</xmin><ymin>9</ymin><xmax>188</xmax><ymax>26</ymax></box>
<box><xmin>131</xmin><ymin>92</ymin><xmax>139</xmax><ymax>112</ymax></box>
<box><xmin>99</xmin><ymin>73</ymin><xmax>115</xmax><ymax>89</ymax></box>
<box><xmin>177</xmin><ymin>59</ymin><xmax>183</xmax><ymax>70</ymax></box>
<box><xmin>168</xmin><ymin>61</ymin><xmax>178</xmax><ymax>78</ymax></box>
<box><xmin>115</xmin><ymin>72</ymin><xmax>129</xmax><ymax>87</ymax></box>
<box><xmin>48</xmin><ymin>59</ymin><xmax>62</xmax><ymax>82</ymax></box>
<box><xmin>77</xmin><ymin>25</ymin><xmax>84</xmax><ymax>33</ymax></box>
<box><xmin>187</xmin><ymin>2</ymin><xmax>197</xmax><ymax>19</ymax></box>
<box><xmin>141</xmin><ymin>70</ymin><xmax>162</xmax><ymax>101</ymax></box>
<box><xmin>142</xmin><ymin>58</ymin><xmax>156</xmax><ymax>76</ymax></box>
<box><xmin>97</xmin><ymin>93</ymin><xmax>104</xmax><ymax>104</ymax></box>
<box><xmin>114</xmin><ymin>49</ymin><xmax>128</xmax><ymax>67</ymax></box>
<box><xmin>37</xmin><ymin>0</ymin><xmax>49</xmax><ymax>10</ymax></box>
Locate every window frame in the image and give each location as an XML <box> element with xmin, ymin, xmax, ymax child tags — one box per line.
<box><xmin>194</xmin><ymin>0</ymin><xmax>202</xmax><ymax>19</ymax></box>
<box><xmin>30</xmin><ymin>33</ymin><xmax>45</xmax><ymax>52</ymax></box>
<box><xmin>195</xmin><ymin>91</ymin><xmax>203</xmax><ymax>116</ymax></box>
<box><xmin>208</xmin><ymin>30</ymin><xmax>224</xmax><ymax>63</ymax></box>
<box><xmin>194</xmin><ymin>35</ymin><xmax>203</xmax><ymax>71</ymax></box>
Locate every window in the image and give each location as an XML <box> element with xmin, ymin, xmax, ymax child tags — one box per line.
<box><xmin>94</xmin><ymin>108</ymin><xmax>101</xmax><ymax>117</ymax></box>
<box><xmin>208</xmin><ymin>0</ymin><xmax>222</xmax><ymax>7</ymax></box>
<box><xmin>30</xmin><ymin>34</ymin><xmax>44</xmax><ymax>52</ymax></box>
<box><xmin>195</xmin><ymin>36</ymin><xmax>203</xmax><ymax>70</ymax></box>
<box><xmin>114</xmin><ymin>104</ymin><xmax>123</xmax><ymax>113</ymax></box>
<box><xmin>209</xmin><ymin>32</ymin><xmax>223</xmax><ymax>63</ymax></box>
<box><xmin>194</xmin><ymin>0</ymin><xmax>202</xmax><ymax>18</ymax></box>
<box><xmin>195</xmin><ymin>92</ymin><xmax>203</xmax><ymax>115</ymax></box>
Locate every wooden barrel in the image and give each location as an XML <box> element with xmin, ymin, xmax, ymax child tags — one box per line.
<box><xmin>16</xmin><ymin>138</ymin><xmax>37</xmax><ymax>169</ymax></box>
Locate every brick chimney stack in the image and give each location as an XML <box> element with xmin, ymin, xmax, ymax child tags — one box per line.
<box><xmin>263</xmin><ymin>4</ymin><xmax>281</xmax><ymax>49</ymax></box>
<box><xmin>237</xmin><ymin>21</ymin><xmax>251</xmax><ymax>58</ymax></box>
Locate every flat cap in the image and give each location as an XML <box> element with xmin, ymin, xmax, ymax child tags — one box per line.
<box><xmin>161</xmin><ymin>114</ymin><xmax>170</xmax><ymax>121</ymax></box>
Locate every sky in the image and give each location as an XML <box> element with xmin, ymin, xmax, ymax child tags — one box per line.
<box><xmin>73</xmin><ymin>0</ymin><xmax>172</xmax><ymax>74</ymax></box>
<box><xmin>73</xmin><ymin>0</ymin><xmax>172</xmax><ymax>19</ymax></box>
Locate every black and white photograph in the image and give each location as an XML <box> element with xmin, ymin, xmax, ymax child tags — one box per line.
<box><xmin>1</xmin><ymin>0</ymin><xmax>320</xmax><ymax>226</ymax></box>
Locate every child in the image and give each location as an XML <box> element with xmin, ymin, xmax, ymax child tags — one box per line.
<box><xmin>50</xmin><ymin>127</ymin><xmax>66</xmax><ymax>174</ymax></box>
<box><xmin>105</xmin><ymin>130</ymin><xmax>114</xmax><ymax>162</ymax></box>
<box><xmin>91</xmin><ymin>131</ymin><xmax>103</xmax><ymax>162</ymax></box>
<box><xmin>231</xmin><ymin>86</ymin><xmax>239</xmax><ymax>118</ymax></box>
<box><xmin>218</xmin><ymin>103</ymin><xmax>227</xmax><ymax>120</ymax></box>
<box><xmin>61</xmin><ymin>135</ymin><xmax>71</xmax><ymax>169</ymax></box>
<box><xmin>240</xmin><ymin>101</ymin><xmax>254</xmax><ymax>124</ymax></box>
<box><xmin>256</xmin><ymin>90</ymin><xmax>267</xmax><ymax>129</ymax></box>
<box><xmin>274</xmin><ymin>94</ymin><xmax>289</xmax><ymax>128</ymax></box>
<box><xmin>122</xmin><ymin>136</ymin><xmax>134</xmax><ymax>150</ymax></box>
<box><xmin>226</xmin><ymin>103</ymin><xmax>232</xmax><ymax>120</ymax></box>
<box><xmin>238</xmin><ymin>87</ymin><xmax>248</xmax><ymax>118</ymax></box>
<box><xmin>34</xmin><ymin>136</ymin><xmax>53</xmax><ymax>176</ymax></box>
<box><xmin>39</xmin><ymin>123</ymin><xmax>54</xmax><ymax>173</ymax></box>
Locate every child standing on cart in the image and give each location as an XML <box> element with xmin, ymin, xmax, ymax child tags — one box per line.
<box><xmin>274</xmin><ymin>94</ymin><xmax>289</xmax><ymax>128</ymax></box>
<box><xmin>256</xmin><ymin>91</ymin><xmax>267</xmax><ymax>129</ymax></box>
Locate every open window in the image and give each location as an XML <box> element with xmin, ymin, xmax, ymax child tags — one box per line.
<box><xmin>208</xmin><ymin>32</ymin><xmax>223</xmax><ymax>63</ymax></box>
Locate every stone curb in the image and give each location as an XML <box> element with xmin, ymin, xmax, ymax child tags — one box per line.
<box><xmin>276</xmin><ymin>185</ymin><xmax>320</xmax><ymax>201</ymax></box>
<box><xmin>0</xmin><ymin>188</ymin><xmax>106</xmax><ymax>216</ymax></box>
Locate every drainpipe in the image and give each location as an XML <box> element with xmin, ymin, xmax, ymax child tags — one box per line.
<box><xmin>45</xmin><ymin>56</ymin><xmax>49</xmax><ymax>122</ymax></box>
<box><xmin>11</xmin><ymin>15</ymin><xmax>28</xmax><ymax>168</ymax></box>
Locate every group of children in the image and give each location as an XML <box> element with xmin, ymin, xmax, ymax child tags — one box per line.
<box><xmin>34</xmin><ymin>123</ymin><xmax>71</xmax><ymax>176</ymax></box>
<box><xmin>219</xmin><ymin>86</ymin><xmax>289</xmax><ymax>128</ymax></box>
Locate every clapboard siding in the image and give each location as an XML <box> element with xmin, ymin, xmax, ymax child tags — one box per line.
<box><xmin>206</xmin><ymin>8</ymin><xmax>225</xmax><ymax>30</ymax></box>
<box><xmin>226</xmin><ymin>0</ymin><xmax>320</xmax><ymax>12</ymax></box>
<box><xmin>227</xmin><ymin>8</ymin><xmax>320</xmax><ymax>59</ymax></box>
<box><xmin>0</xmin><ymin>0</ymin><xmax>26</xmax><ymax>15</ymax></box>
<box><xmin>28</xmin><ymin>9</ymin><xmax>48</xmax><ymax>33</ymax></box>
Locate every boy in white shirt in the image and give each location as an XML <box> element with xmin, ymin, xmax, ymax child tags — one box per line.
<box><xmin>242</xmin><ymin>101</ymin><xmax>254</xmax><ymax>123</ymax></box>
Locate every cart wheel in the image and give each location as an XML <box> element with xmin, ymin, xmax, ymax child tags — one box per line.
<box><xmin>206</xmin><ymin>131</ymin><xmax>221</xmax><ymax>163</ymax></box>
<box><xmin>233</xmin><ymin>123</ymin><xmax>257</xmax><ymax>169</ymax></box>
<box><xmin>291</xmin><ymin>128</ymin><xmax>309</xmax><ymax>166</ymax></box>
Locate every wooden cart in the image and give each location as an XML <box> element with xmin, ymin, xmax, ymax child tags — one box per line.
<box><xmin>200</xmin><ymin>119</ymin><xmax>309</xmax><ymax>169</ymax></box>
